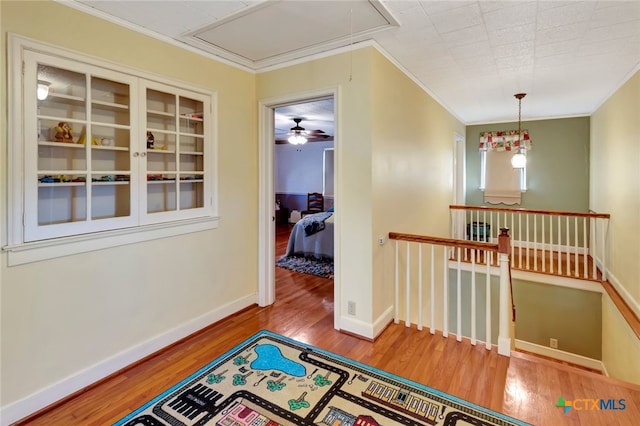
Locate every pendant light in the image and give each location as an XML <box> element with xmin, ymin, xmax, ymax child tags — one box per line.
<box><xmin>511</xmin><ymin>93</ymin><xmax>527</xmax><ymax>168</ymax></box>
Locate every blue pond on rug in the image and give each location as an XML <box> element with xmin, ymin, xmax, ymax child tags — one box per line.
<box><xmin>114</xmin><ymin>330</ymin><xmax>530</xmax><ymax>426</ymax></box>
<box><xmin>275</xmin><ymin>256</ymin><xmax>334</xmax><ymax>279</ymax></box>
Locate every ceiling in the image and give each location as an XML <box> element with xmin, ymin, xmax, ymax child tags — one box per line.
<box><xmin>274</xmin><ymin>98</ymin><xmax>335</xmax><ymax>144</ymax></box>
<box><xmin>70</xmin><ymin>0</ymin><xmax>640</xmax><ymax>125</ymax></box>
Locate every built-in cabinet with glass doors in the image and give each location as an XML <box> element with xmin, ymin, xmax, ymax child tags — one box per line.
<box><xmin>23</xmin><ymin>50</ymin><xmax>212</xmax><ymax>242</ymax></box>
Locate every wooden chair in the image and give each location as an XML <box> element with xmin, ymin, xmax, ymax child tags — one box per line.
<box><xmin>302</xmin><ymin>192</ymin><xmax>324</xmax><ymax>216</ymax></box>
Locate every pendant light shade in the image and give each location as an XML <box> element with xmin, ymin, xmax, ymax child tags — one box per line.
<box><xmin>511</xmin><ymin>151</ymin><xmax>527</xmax><ymax>168</ymax></box>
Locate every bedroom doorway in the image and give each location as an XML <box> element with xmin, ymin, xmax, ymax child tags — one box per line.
<box><xmin>257</xmin><ymin>88</ymin><xmax>340</xmax><ymax>330</ymax></box>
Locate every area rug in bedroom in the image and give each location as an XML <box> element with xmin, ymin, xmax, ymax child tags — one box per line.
<box><xmin>275</xmin><ymin>256</ymin><xmax>334</xmax><ymax>279</ymax></box>
<box><xmin>114</xmin><ymin>330</ymin><xmax>529</xmax><ymax>426</ymax></box>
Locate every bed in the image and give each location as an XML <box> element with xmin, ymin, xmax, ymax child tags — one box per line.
<box><xmin>283</xmin><ymin>211</ymin><xmax>334</xmax><ymax>260</ymax></box>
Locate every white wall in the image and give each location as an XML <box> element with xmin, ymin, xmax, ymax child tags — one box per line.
<box><xmin>275</xmin><ymin>141</ymin><xmax>333</xmax><ymax>194</ymax></box>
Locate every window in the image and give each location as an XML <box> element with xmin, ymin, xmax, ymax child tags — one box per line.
<box><xmin>480</xmin><ymin>150</ymin><xmax>527</xmax><ymax>192</ymax></box>
<box><xmin>478</xmin><ymin>130</ymin><xmax>529</xmax><ymax>205</ymax></box>
<box><xmin>6</xmin><ymin>35</ymin><xmax>218</xmax><ymax>265</ymax></box>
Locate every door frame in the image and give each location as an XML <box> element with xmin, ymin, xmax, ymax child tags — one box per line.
<box><xmin>453</xmin><ymin>132</ymin><xmax>466</xmax><ymax>238</ymax></box>
<box><xmin>257</xmin><ymin>87</ymin><xmax>340</xmax><ymax>330</ymax></box>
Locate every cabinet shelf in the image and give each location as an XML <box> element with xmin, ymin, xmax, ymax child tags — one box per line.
<box><xmin>91</xmin><ymin>121</ymin><xmax>131</xmax><ymax>130</ymax></box>
<box><xmin>45</xmin><ymin>92</ymin><xmax>85</xmax><ymax>103</ymax></box>
<box><xmin>38</xmin><ymin>141</ymin><xmax>84</xmax><ymax>148</ymax></box>
<box><xmin>37</xmin><ymin>115</ymin><xmax>87</xmax><ymax>126</ymax></box>
<box><xmin>147</xmin><ymin>148</ymin><xmax>176</xmax><ymax>154</ymax></box>
<box><xmin>38</xmin><ymin>181</ymin><xmax>130</xmax><ymax>187</ymax></box>
<box><xmin>180</xmin><ymin>151</ymin><xmax>204</xmax><ymax>156</ymax></box>
<box><xmin>147</xmin><ymin>109</ymin><xmax>174</xmax><ymax>118</ymax></box>
<box><xmin>92</xmin><ymin>100</ymin><xmax>129</xmax><ymax>110</ymax></box>
<box><xmin>91</xmin><ymin>145</ymin><xmax>129</xmax><ymax>151</ymax></box>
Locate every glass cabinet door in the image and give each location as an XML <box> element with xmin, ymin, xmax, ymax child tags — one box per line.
<box><xmin>144</xmin><ymin>86</ymin><xmax>207</xmax><ymax>218</ymax></box>
<box><xmin>25</xmin><ymin>52</ymin><xmax>137</xmax><ymax>241</ymax></box>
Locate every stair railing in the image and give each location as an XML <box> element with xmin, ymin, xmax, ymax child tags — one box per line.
<box><xmin>389</xmin><ymin>229</ymin><xmax>513</xmax><ymax>356</ymax></box>
<box><xmin>450</xmin><ymin>205</ymin><xmax>610</xmax><ymax>281</ymax></box>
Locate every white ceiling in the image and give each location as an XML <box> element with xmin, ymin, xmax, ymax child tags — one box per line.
<box><xmin>71</xmin><ymin>0</ymin><xmax>640</xmax><ymax>124</ymax></box>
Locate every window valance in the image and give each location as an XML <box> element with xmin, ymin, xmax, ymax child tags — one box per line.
<box><xmin>479</xmin><ymin>130</ymin><xmax>532</xmax><ymax>152</ymax></box>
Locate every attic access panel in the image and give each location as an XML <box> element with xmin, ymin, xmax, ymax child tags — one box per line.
<box><xmin>185</xmin><ymin>0</ymin><xmax>397</xmax><ymax>68</ymax></box>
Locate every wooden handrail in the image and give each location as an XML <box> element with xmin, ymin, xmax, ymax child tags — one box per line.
<box><xmin>450</xmin><ymin>204</ymin><xmax>610</xmax><ymax>219</ymax></box>
<box><xmin>388</xmin><ymin>232</ymin><xmax>499</xmax><ymax>252</ymax></box>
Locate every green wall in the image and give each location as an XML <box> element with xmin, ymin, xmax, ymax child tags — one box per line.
<box><xmin>466</xmin><ymin>117</ymin><xmax>590</xmax><ymax>212</ymax></box>
<box><xmin>513</xmin><ymin>280</ymin><xmax>602</xmax><ymax>359</ymax></box>
<box><xmin>449</xmin><ymin>272</ymin><xmax>602</xmax><ymax>359</ymax></box>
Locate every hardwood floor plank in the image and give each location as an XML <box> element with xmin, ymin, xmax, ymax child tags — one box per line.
<box><xmin>13</xmin><ymin>225</ymin><xmax>640</xmax><ymax>426</ymax></box>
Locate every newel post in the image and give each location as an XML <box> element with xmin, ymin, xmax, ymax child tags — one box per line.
<box><xmin>497</xmin><ymin>228</ymin><xmax>512</xmax><ymax>357</ymax></box>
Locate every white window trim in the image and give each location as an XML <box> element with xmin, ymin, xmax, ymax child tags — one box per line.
<box><xmin>4</xmin><ymin>34</ymin><xmax>219</xmax><ymax>265</ymax></box>
<box><xmin>479</xmin><ymin>150</ymin><xmax>527</xmax><ymax>192</ymax></box>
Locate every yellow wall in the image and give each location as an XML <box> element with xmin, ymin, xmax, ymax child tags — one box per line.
<box><xmin>370</xmin><ymin>51</ymin><xmax>464</xmax><ymax>325</ymax></box>
<box><xmin>602</xmin><ymin>296</ymin><xmax>640</xmax><ymax>382</ymax></box>
<box><xmin>257</xmin><ymin>48</ymin><xmax>377</xmax><ymax>326</ymax></box>
<box><xmin>590</xmin><ymin>70</ymin><xmax>640</xmax><ymax>383</ymax></box>
<box><xmin>1</xmin><ymin>0</ymin><xmax>257</xmax><ymax>408</ymax></box>
<box><xmin>257</xmin><ymin>49</ymin><xmax>463</xmax><ymax>333</ymax></box>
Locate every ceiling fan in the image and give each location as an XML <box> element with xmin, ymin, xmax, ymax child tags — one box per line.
<box><xmin>276</xmin><ymin>117</ymin><xmax>333</xmax><ymax>145</ymax></box>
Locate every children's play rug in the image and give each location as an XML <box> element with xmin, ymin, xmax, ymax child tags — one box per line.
<box><xmin>114</xmin><ymin>330</ymin><xmax>528</xmax><ymax>426</ymax></box>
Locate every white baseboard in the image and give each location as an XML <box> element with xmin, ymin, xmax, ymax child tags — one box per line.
<box><xmin>515</xmin><ymin>339</ymin><xmax>605</xmax><ymax>373</ymax></box>
<box><xmin>373</xmin><ymin>306</ymin><xmax>394</xmax><ymax>339</ymax></box>
<box><xmin>339</xmin><ymin>315</ymin><xmax>375</xmax><ymax>340</ymax></box>
<box><xmin>0</xmin><ymin>294</ymin><xmax>257</xmax><ymax>426</ymax></box>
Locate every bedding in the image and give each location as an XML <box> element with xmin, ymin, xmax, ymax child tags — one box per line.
<box><xmin>283</xmin><ymin>212</ymin><xmax>334</xmax><ymax>260</ymax></box>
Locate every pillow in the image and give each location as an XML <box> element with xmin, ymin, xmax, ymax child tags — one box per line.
<box><xmin>327</xmin><ymin>205</ymin><xmax>334</xmax><ymax>213</ymax></box>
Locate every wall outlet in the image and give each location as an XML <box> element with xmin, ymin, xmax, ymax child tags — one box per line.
<box><xmin>550</xmin><ymin>338</ymin><xmax>558</xmax><ymax>349</ymax></box>
<box><xmin>348</xmin><ymin>301</ymin><xmax>356</xmax><ymax>315</ymax></box>
<box><xmin>378</xmin><ymin>236</ymin><xmax>385</xmax><ymax>245</ymax></box>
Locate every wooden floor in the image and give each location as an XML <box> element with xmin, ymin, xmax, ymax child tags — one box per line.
<box><xmin>15</xmin><ymin>225</ymin><xmax>640</xmax><ymax>426</ymax></box>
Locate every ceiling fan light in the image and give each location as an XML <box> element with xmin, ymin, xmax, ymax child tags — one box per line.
<box><xmin>288</xmin><ymin>134</ymin><xmax>307</xmax><ymax>145</ymax></box>
<box><xmin>511</xmin><ymin>151</ymin><xmax>527</xmax><ymax>168</ymax></box>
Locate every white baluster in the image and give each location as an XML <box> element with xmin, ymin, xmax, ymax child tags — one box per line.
<box><xmin>456</xmin><ymin>246</ymin><xmax>462</xmax><ymax>342</ymax></box>
<box><xmin>591</xmin><ymin>217</ymin><xmax>597</xmax><ymax>280</ymax></box>
<box><xmin>542</xmin><ymin>214</ymin><xmax>546</xmax><ymax>273</ymax></box>
<box><xmin>464</xmin><ymin>211</ymin><xmax>469</xmax><ymax>261</ymax></box>
<box><xmin>583</xmin><ymin>217</ymin><xmax>588</xmax><ymax>279</ymax></box>
<box><xmin>430</xmin><ymin>244</ymin><xmax>435</xmax><ymax>334</ymax></box>
<box><xmin>394</xmin><ymin>240</ymin><xmax>399</xmax><ymax>323</ymax></box>
<box><xmin>557</xmin><ymin>215</ymin><xmax>562</xmax><ymax>275</ymax></box>
<box><xmin>418</xmin><ymin>244</ymin><xmax>423</xmax><ymax>331</ymax></box>
<box><xmin>574</xmin><ymin>217</ymin><xmax>579</xmax><ymax>277</ymax></box>
<box><xmin>511</xmin><ymin>213</ymin><xmax>515</xmax><ymax>268</ymax></box>
<box><xmin>471</xmin><ymin>249</ymin><xmax>476</xmax><ymax>345</ymax></box>
<box><xmin>566</xmin><ymin>216</ymin><xmax>570</xmax><ymax>275</ymax></box>
<box><xmin>443</xmin><ymin>245</ymin><xmax>449</xmax><ymax>338</ymax></box>
<box><xmin>549</xmin><ymin>215</ymin><xmax>554</xmax><ymax>274</ymax></box>
<box><xmin>518</xmin><ymin>213</ymin><xmax>522</xmax><ymax>269</ymax></box>
<box><xmin>533</xmin><ymin>214</ymin><xmax>538</xmax><ymax>271</ymax></box>
<box><xmin>485</xmin><ymin>252</ymin><xmax>491</xmax><ymax>350</ymax></box>
<box><xmin>406</xmin><ymin>242</ymin><xmax>411</xmax><ymax>327</ymax></box>
<box><xmin>526</xmin><ymin>214</ymin><xmax>530</xmax><ymax>270</ymax></box>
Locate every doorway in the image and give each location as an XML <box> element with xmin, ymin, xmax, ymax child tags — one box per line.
<box><xmin>257</xmin><ymin>88</ymin><xmax>340</xmax><ymax>330</ymax></box>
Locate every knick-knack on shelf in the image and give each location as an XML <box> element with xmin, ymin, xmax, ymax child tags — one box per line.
<box><xmin>54</xmin><ymin>122</ymin><xmax>73</xmax><ymax>142</ymax></box>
